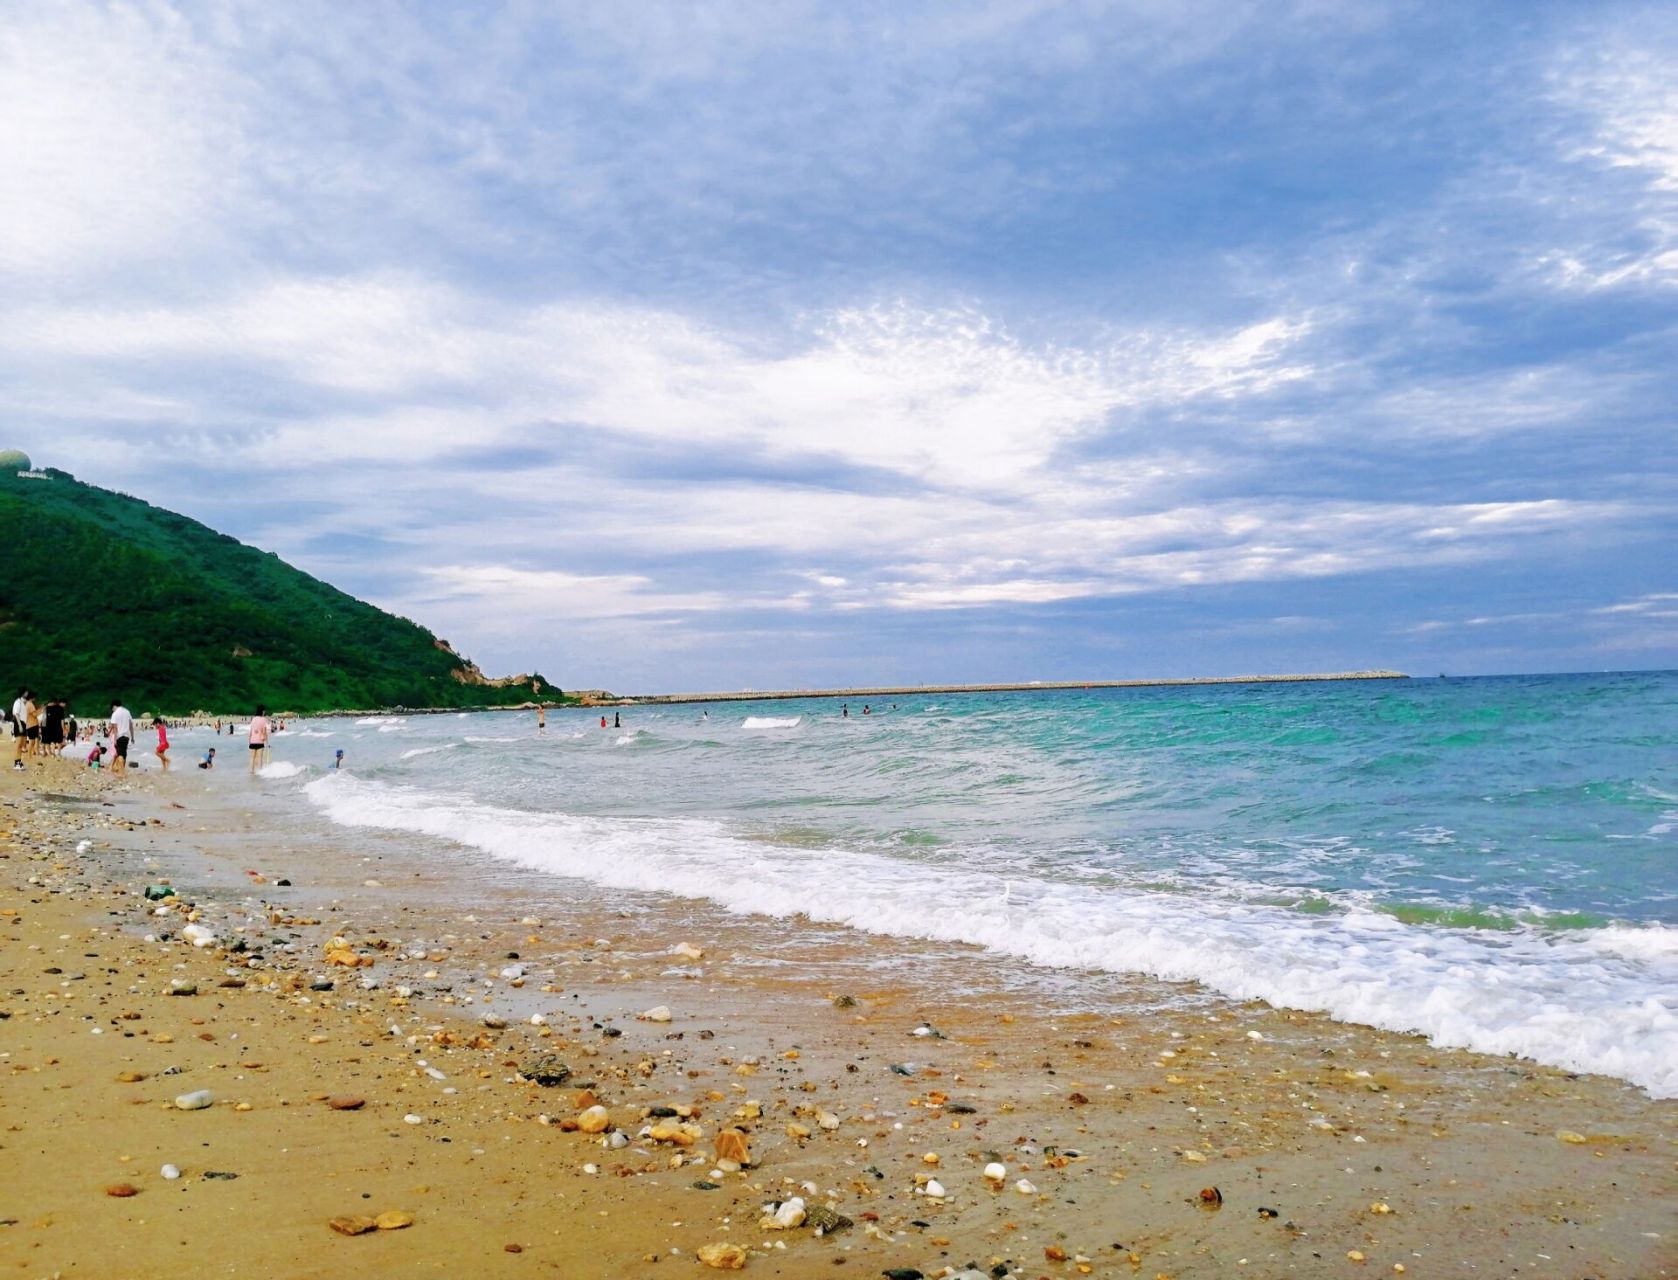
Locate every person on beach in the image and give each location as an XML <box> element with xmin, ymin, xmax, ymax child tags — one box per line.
<box><xmin>614</xmin><ymin>711</ymin><xmax>621</xmax><ymax>729</ymax></box>
<box><xmin>198</xmin><ymin>747</ymin><xmax>216</xmax><ymax>770</ymax></box>
<box><xmin>10</xmin><ymin>689</ymin><xmax>25</xmax><ymax>771</ymax></box>
<box><xmin>537</xmin><ymin>706</ymin><xmax>546</xmax><ymax>731</ymax></box>
<box><xmin>23</xmin><ymin>692</ymin><xmax>41</xmax><ymax>757</ymax></box>
<box><xmin>333</xmin><ymin>749</ymin><xmax>344</xmax><ymax>769</ymax></box>
<box><xmin>600</xmin><ymin>715</ymin><xmax>607</xmax><ymax>728</ymax></box>
<box><xmin>87</xmin><ymin>742</ymin><xmax>106</xmax><ymax>769</ymax></box>
<box><xmin>248</xmin><ymin>706</ymin><xmax>271</xmax><ymax>773</ymax></box>
<box><xmin>66</xmin><ymin>711</ymin><xmax>78</xmax><ymax>746</ymax></box>
<box><xmin>153</xmin><ymin>717</ymin><xmax>171</xmax><ymax>771</ymax></box>
<box><xmin>42</xmin><ymin>700</ymin><xmax>65</xmax><ymax>754</ymax></box>
<box><xmin>109</xmin><ymin>700</ymin><xmax>133</xmax><ymax>775</ymax></box>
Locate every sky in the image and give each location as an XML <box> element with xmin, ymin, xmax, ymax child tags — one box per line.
<box><xmin>3</xmin><ymin>1</ymin><xmax>1674</xmax><ymax>693</ymax></box>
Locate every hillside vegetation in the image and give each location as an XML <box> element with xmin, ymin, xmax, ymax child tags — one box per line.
<box><xmin>0</xmin><ymin>470</ymin><xmax>556</xmax><ymax>715</ymax></box>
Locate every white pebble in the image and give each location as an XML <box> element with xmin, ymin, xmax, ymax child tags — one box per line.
<box><xmin>983</xmin><ymin>1162</ymin><xmax>1007</xmax><ymax>1184</ymax></box>
<box><xmin>403</xmin><ymin>1113</ymin><xmax>423</xmax><ymax>1125</ymax></box>
<box><xmin>924</xmin><ymin>1180</ymin><xmax>946</xmax><ymax>1199</ymax></box>
<box><xmin>160</xmin><ymin>1164</ymin><xmax>181</xmax><ymax>1180</ymax></box>
<box><xmin>1015</xmin><ymin>1178</ymin><xmax>1038</xmax><ymax>1195</ymax></box>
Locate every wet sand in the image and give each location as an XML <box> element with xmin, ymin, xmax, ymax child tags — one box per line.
<box><xmin>1</xmin><ymin>757</ymin><xmax>1672</xmax><ymax>1279</ymax></box>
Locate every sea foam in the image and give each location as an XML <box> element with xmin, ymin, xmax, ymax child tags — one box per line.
<box><xmin>304</xmin><ymin>773</ymin><xmax>1678</xmax><ymax>1097</ymax></box>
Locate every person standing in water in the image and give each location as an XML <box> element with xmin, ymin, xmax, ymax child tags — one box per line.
<box><xmin>614</xmin><ymin>711</ymin><xmax>621</xmax><ymax>729</ymax></box>
<box><xmin>109</xmin><ymin>699</ymin><xmax>133</xmax><ymax>776</ymax></box>
<box><xmin>248</xmin><ymin>706</ymin><xmax>271</xmax><ymax>774</ymax></box>
<box><xmin>537</xmin><ymin>705</ymin><xmax>546</xmax><ymax>732</ymax></box>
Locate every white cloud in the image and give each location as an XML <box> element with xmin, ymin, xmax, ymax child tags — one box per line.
<box><xmin>0</xmin><ymin>1</ymin><xmax>241</xmax><ymax>280</ymax></box>
<box><xmin>12</xmin><ymin>278</ymin><xmax>1315</xmax><ymax>488</ymax></box>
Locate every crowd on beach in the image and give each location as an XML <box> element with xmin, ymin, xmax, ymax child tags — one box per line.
<box><xmin>8</xmin><ymin>687</ymin><xmax>282</xmax><ymax>775</ymax></box>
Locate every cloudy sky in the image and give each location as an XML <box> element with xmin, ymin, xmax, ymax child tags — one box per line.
<box><xmin>4</xmin><ymin>1</ymin><xmax>1674</xmax><ymax>692</ymax></box>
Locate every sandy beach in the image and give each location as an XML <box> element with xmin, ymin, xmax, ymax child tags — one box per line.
<box><xmin>2</xmin><ymin>755</ymin><xmax>1672</xmax><ymax>1280</ymax></box>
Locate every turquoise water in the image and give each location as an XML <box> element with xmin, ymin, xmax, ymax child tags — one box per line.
<box><xmin>195</xmin><ymin>671</ymin><xmax>1678</xmax><ymax>1094</ymax></box>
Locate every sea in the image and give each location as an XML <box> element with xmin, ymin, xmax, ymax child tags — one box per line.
<box><xmin>146</xmin><ymin>672</ymin><xmax>1678</xmax><ymax>1097</ymax></box>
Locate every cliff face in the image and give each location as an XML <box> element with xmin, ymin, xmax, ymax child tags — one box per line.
<box><xmin>0</xmin><ymin>470</ymin><xmax>560</xmax><ymax>713</ymax></box>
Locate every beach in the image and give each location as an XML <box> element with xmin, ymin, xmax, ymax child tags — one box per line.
<box><xmin>2</xmin><ymin>745</ymin><xmax>1672</xmax><ymax>1279</ymax></box>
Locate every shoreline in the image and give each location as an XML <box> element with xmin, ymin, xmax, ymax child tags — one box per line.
<box><xmin>1</xmin><ymin>756</ymin><xmax>1671</xmax><ymax>1278</ymax></box>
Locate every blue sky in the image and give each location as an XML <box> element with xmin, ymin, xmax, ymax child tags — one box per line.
<box><xmin>3</xmin><ymin>1</ymin><xmax>1674</xmax><ymax>692</ymax></box>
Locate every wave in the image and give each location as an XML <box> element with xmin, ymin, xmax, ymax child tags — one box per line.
<box><xmin>303</xmin><ymin>773</ymin><xmax>1678</xmax><ymax>1097</ymax></box>
<box><xmin>355</xmin><ymin>716</ymin><xmax>401</xmax><ymax>726</ymax></box>
<box><xmin>742</xmin><ymin>716</ymin><xmax>802</xmax><ymax>729</ymax></box>
<box><xmin>259</xmin><ymin>761</ymin><xmax>307</xmax><ymax>779</ymax></box>
<box><xmin>401</xmin><ymin>743</ymin><xmax>461</xmax><ymax>760</ymax></box>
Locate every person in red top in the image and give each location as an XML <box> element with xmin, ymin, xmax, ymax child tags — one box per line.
<box><xmin>248</xmin><ymin>706</ymin><xmax>271</xmax><ymax>774</ymax></box>
<box><xmin>152</xmin><ymin>717</ymin><xmax>171</xmax><ymax>772</ymax></box>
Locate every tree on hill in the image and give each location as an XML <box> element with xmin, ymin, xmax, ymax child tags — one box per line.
<box><xmin>0</xmin><ymin>469</ymin><xmax>562</xmax><ymax>715</ymax></box>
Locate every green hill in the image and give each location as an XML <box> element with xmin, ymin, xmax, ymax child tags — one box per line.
<box><xmin>0</xmin><ymin>468</ymin><xmax>559</xmax><ymax>716</ymax></box>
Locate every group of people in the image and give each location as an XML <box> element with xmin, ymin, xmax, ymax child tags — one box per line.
<box><xmin>7</xmin><ymin>688</ymin><xmax>276</xmax><ymax>775</ymax></box>
<box><xmin>6</xmin><ymin>689</ymin><xmax>79</xmax><ymax>768</ymax></box>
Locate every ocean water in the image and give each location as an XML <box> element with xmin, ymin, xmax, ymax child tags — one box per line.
<box><xmin>235</xmin><ymin>673</ymin><xmax>1674</xmax><ymax>1095</ymax></box>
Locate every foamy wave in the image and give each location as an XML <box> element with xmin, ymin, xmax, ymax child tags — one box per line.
<box><xmin>401</xmin><ymin>744</ymin><xmax>460</xmax><ymax>760</ymax></box>
<box><xmin>304</xmin><ymin>775</ymin><xmax>1678</xmax><ymax>1097</ymax></box>
<box><xmin>355</xmin><ymin>717</ymin><xmax>401</xmax><ymax>726</ymax></box>
<box><xmin>742</xmin><ymin>716</ymin><xmax>802</xmax><ymax>729</ymax></box>
<box><xmin>259</xmin><ymin>761</ymin><xmax>307</xmax><ymax>779</ymax></box>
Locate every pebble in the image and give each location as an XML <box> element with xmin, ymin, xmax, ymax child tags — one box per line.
<box><xmin>671</xmin><ymin>942</ymin><xmax>705</xmax><ymax>960</ymax></box>
<box><xmin>1015</xmin><ymin>1178</ymin><xmax>1038</xmax><ymax>1195</ymax></box>
<box><xmin>329</xmin><ymin>1215</ymin><xmax>378</xmax><ymax>1236</ymax></box>
<box><xmin>403</xmin><ymin>1113</ymin><xmax>424</xmax><ymax>1125</ymax></box>
<box><xmin>375</xmin><ymin>1210</ymin><xmax>413</xmax><ymax>1230</ymax></box>
<box><xmin>697</xmin><ymin>1241</ymin><xmax>747</xmax><ymax>1270</ymax></box>
<box><xmin>327</xmin><ymin>1096</ymin><xmax>366</xmax><ymax>1111</ymax></box>
<box><xmin>761</xmin><ymin>1196</ymin><xmax>806</xmax><ymax>1229</ymax></box>
<box><xmin>174</xmin><ymin>1090</ymin><xmax>214</xmax><ymax>1110</ymax></box>
<box><xmin>639</xmin><ymin>1005</ymin><xmax>673</xmax><ymax>1023</ymax></box>
<box><xmin>481</xmin><ymin>1014</ymin><xmax>508</xmax><ymax>1029</ymax></box>
<box><xmin>577</xmin><ymin>1106</ymin><xmax>611</xmax><ymax>1134</ymax></box>
<box><xmin>983</xmin><ymin>1162</ymin><xmax>1007</xmax><ymax>1185</ymax></box>
<box><xmin>923</xmin><ymin>1179</ymin><xmax>946</xmax><ymax>1199</ymax></box>
<box><xmin>715</xmin><ymin>1128</ymin><xmax>751</xmax><ymax>1166</ymax></box>
<box><xmin>105</xmin><ymin>1183</ymin><xmax>139</xmax><ymax>1197</ymax></box>
<box><xmin>161</xmin><ymin>1164</ymin><xmax>181</xmax><ymax>1180</ymax></box>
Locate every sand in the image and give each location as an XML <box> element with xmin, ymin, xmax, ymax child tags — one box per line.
<box><xmin>1</xmin><ymin>755</ymin><xmax>1672</xmax><ymax>1279</ymax></box>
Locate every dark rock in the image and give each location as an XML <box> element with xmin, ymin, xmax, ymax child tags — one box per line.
<box><xmin>649</xmin><ymin>1106</ymin><xmax>679</xmax><ymax>1118</ymax></box>
<box><xmin>691</xmin><ymin>1180</ymin><xmax>721</xmax><ymax>1191</ymax></box>
<box><xmin>946</xmin><ymin>1102</ymin><xmax>977</xmax><ymax>1114</ymax></box>
<box><xmin>519</xmin><ymin>1056</ymin><xmax>572</xmax><ymax>1086</ymax></box>
<box><xmin>203</xmin><ymin>1171</ymin><xmax>239</xmax><ymax>1180</ymax></box>
<box><xmin>310</xmin><ymin>980</ymin><xmax>334</xmax><ymax>991</ymax></box>
<box><xmin>883</xmin><ymin>1270</ymin><xmax>925</xmax><ymax>1280</ymax></box>
<box><xmin>806</xmin><ymin>1205</ymin><xmax>852</xmax><ymax>1234</ymax></box>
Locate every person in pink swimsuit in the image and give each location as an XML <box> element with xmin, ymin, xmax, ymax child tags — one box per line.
<box><xmin>248</xmin><ymin>706</ymin><xmax>271</xmax><ymax>774</ymax></box>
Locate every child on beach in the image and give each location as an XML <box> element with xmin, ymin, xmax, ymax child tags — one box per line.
<box><xmin>87</xmin><ymin>742</ymin><xmax>106</xmax><ymax>769</ymax></box>
<box><xmin>198</xmin><ymin>747</ymin><xmax>216</xmax><ymax>770</ymax></box>
<box><xmin>153</xmin><ymin>717</ymin><xmax>170</xmax><ymax>771</ymax></box>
